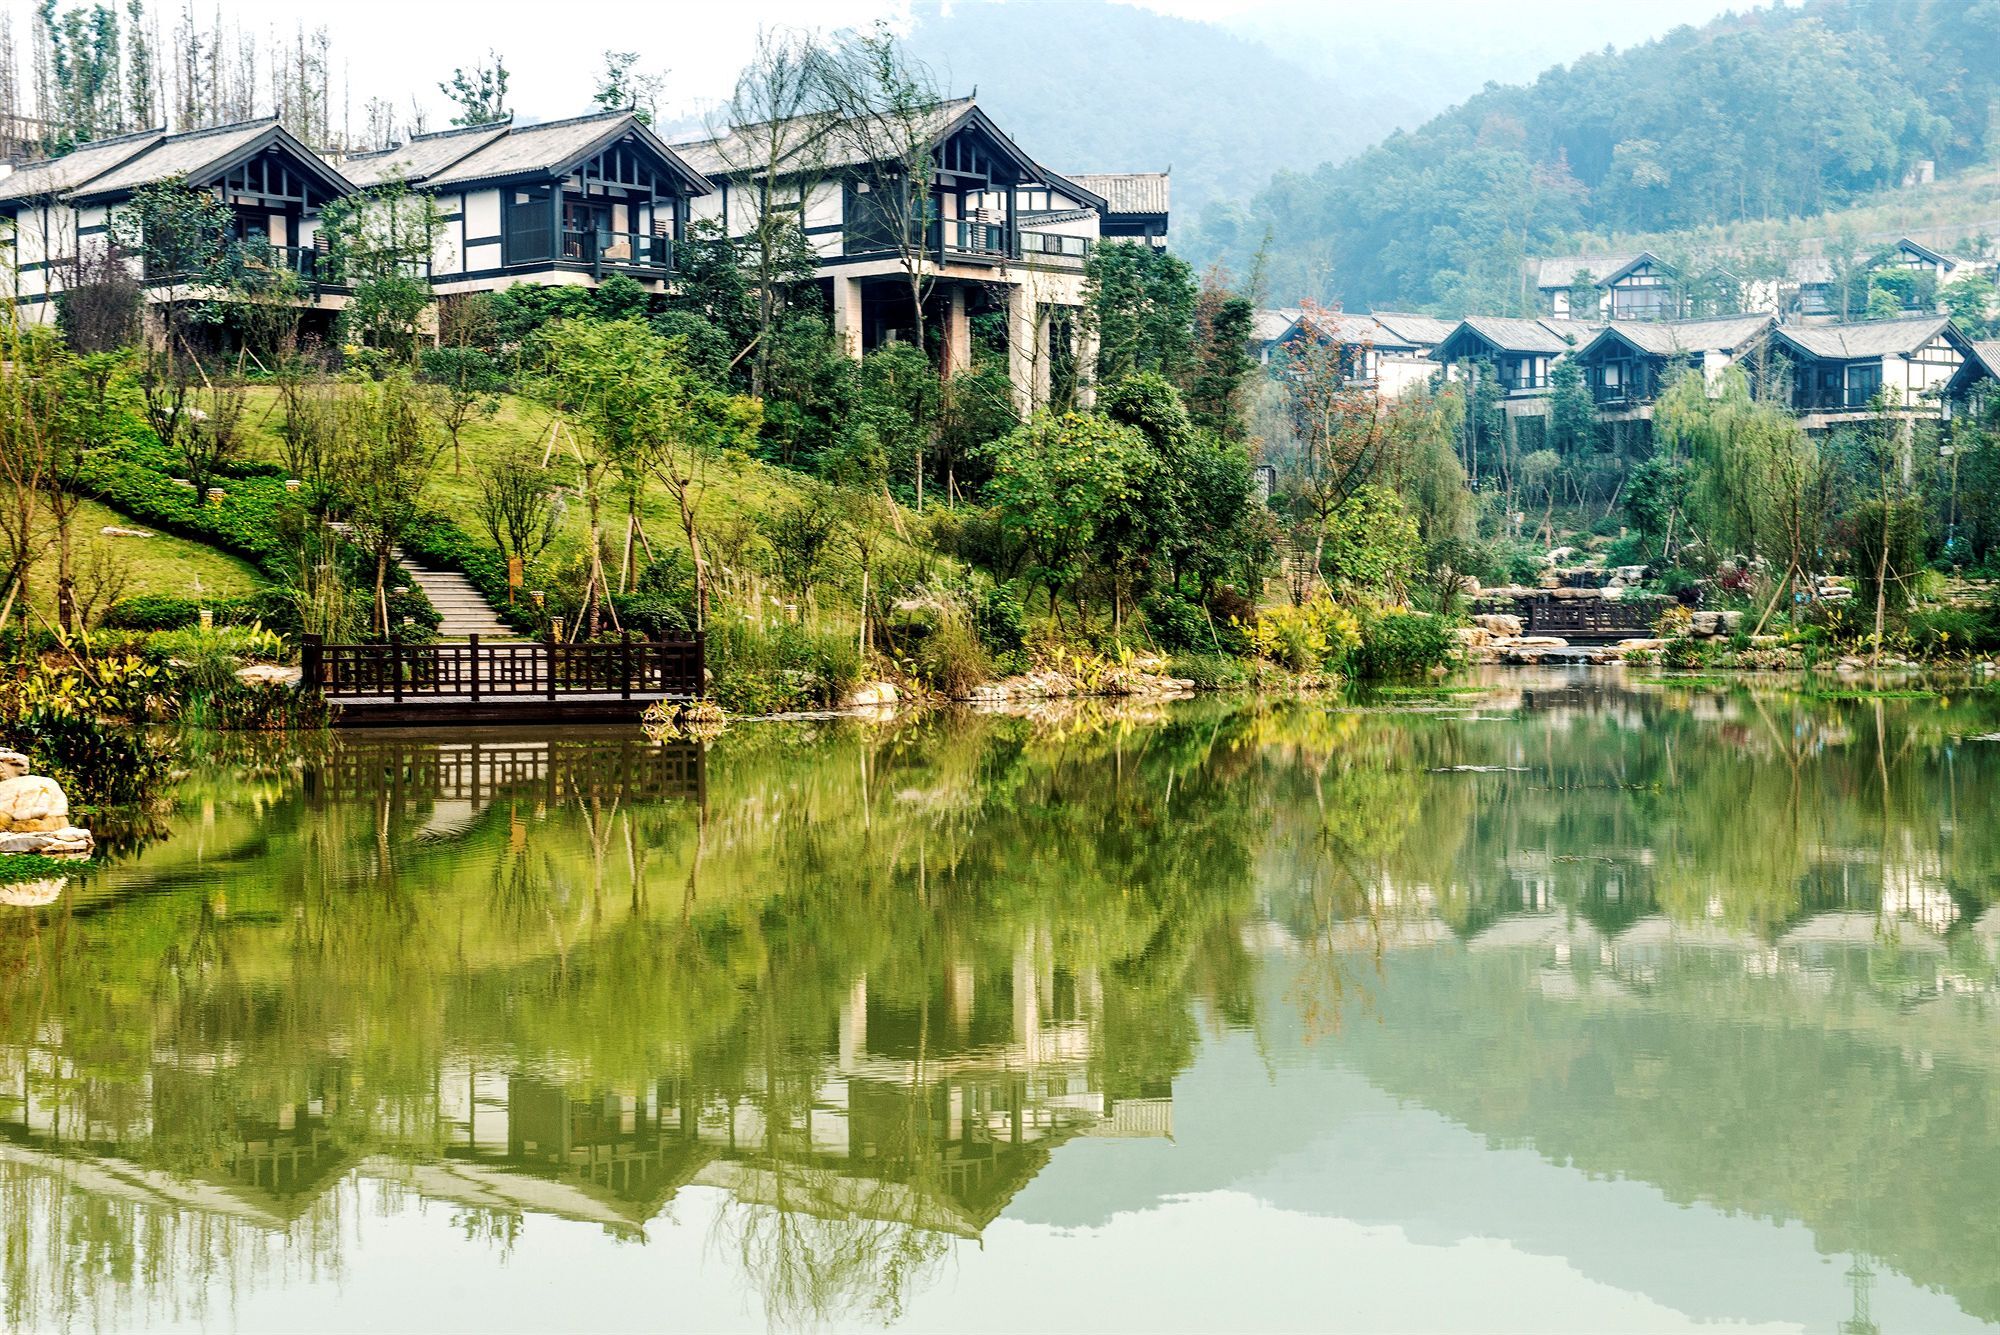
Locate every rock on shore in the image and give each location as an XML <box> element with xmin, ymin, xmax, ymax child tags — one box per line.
<box><xmin>0</xmin><ymin>761</ymin><xmax>93</xmax><ymax>858</ymax></box>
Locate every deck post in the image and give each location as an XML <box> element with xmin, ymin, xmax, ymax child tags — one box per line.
<box><xmin>468</xmin><ymin>634</ymin><xmax>481</xmax><ymax>703</ymax></box>
<box><xmin>546</xmin><ymin>637</ymin><xmax>558</xmax><ymax>703</ymax></box>
<box><xmin>301</xmin><ymin>634</ymin><xmax>322</xmax><ymax>691</ymax></box>
<box><xmin>389</xmin><ymin>635</ymin><xmax>403</xmax><ymax>703</ymax></box>
<box><xmin>621</xmin><ymin>632</ymin><xmax>632</xmax><ymax>701</ymax></box>
<box><xmin>695</xmin><ymin>631</ymin><xmax>706</xmax><ymax>698</ymax></box>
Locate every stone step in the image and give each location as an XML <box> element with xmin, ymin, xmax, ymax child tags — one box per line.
<box><xmin>389</xmin><ymin>546</ymin><xmax>528</xmax><ymax>642</ymax></box>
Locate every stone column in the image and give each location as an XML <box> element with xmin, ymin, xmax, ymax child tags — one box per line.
<box><xmin>831</xmin><ymin>275</ymin><xmax>864</xmax><ymax>362</ymax></box>
<box><xmin>1074</xmin><ymin>307</ymin><xmax>1101</xmax><ymax>408</ymax></box>
<box><xmin>838</xmin><ymin>974</ymin><xmax>867</xmax><ymax>1072</ymax></box>
<box><xmin>1006</xmin><ymin>284</ymin><xmax>1036</xmax><ymax>416</ymax></box>
<box><xmin>1032</xmin><ymin>307</ymin><xmax>1053</xmax><ymax>410</ymax></box>
<box><xmin>942</xmin><ymin>285</ymin><xmax>972</xmax><ymax>379</ymax></box>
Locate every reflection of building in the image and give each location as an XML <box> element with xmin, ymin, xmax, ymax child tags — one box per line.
<box><xmin>0</xmin><ymin>938</ymin><xmax>1170</xmax><ymax>1244</ymax></box>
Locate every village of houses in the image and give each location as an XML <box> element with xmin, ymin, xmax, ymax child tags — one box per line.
<box><xmin>0</xmin><ymin>101</ymin><xmax>1996</xmax><ymax>452</ymax></box>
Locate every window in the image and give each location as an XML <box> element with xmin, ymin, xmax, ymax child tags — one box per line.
<box><xmin>1845</xmin><ymin>362</ymin><xmax>1882</xmax><ymax>407</ymax></box>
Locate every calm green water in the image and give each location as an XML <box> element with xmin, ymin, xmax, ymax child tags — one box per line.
<box><xmin>5</xmin><ymin>670</ymin><xmax>2000</xmax><ymax>1333</ymax></box>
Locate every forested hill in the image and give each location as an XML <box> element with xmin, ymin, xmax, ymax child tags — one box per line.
<box><xmin>1186</xmin><ymin>0</ymin><xmax>2000</xmax><ymax>313</ymax></box>
<box><xmin>900</xmin><ymin>1</ymin><xmax>1421</xmax><ymax>225</ymax></box>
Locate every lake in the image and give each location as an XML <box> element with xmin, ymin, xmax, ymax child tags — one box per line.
<box><xmin>4</xmin><ymin>669</ymin><xmax>2000</xmax><ymax>1333</ymax></box>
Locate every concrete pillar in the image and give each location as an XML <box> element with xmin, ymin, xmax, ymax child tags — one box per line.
<box><xmin>1075</xmin><ymin>308</ymin><xmax>1101</xmax><ymax>409</ymax></box>
<box><xmin>831</xmin><ymin>276</ymin><xmax>864</xmax><ymax>362</ymax></box>
<box><xmin>838</xmin><ymin>974</ymin><xmax>867</xmax><ymax>1072</ymax></box>
<box><xmin>1006</xmin><ymin>284</ymin><xmax>1036</xmax><ymax>416</ymax></box>
<box><xmin>1012</xmin><ymin>937</ymin><xmax>1040</xmax><ymax>1064</ymax></box>
<box><xmin>1032</xmin><ymin>307</ymin><xmax>1053</xmax><ymax>411</ymax></box>
<box><xmin>942</xmin><ymin>285</ymin><xmax>971</xmax><ymax>379</ymax></box>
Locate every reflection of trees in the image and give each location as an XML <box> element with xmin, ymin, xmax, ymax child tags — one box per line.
<box><xmin>10</xmin><ymin>684</ymin><xmax>2000</xmax><ymax>1325</ymax></box>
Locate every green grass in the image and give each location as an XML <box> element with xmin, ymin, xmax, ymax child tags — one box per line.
<box><xmin>0</xmin><ymin>852</ymin><xmax>94</xmax><ymax>884</ymax></box>
<box><xmin>236</xmin><ymin>387</ymin><xmax>928</xmax><ymax>626</ymax></box>
<box><xmin>27</xmin><ymin>499</ymin><xmax>265</xmax><ymax>625</ymax></box>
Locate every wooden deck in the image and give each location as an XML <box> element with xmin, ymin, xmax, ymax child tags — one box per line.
<box><xmin>303</xmin><ymin>633</ymin><xmax>702</xmax><ymax>727</ymax></box>
<box><xmin>327</xmin><ymin>692</ymin><xmax>680</xmax><ymax>727</ymax></box>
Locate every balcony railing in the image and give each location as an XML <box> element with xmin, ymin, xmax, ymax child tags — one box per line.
<box><xmin>140</xmin><ymin>237</ymin><xmax>430</xmax><ymax>291</ymax></box>
<box><xmin>1500</xmin><ymin>375</ymin><xmax>1551</xmax><ymax>396</ymax></box>
<box><xmin>1795</xmin><ymin>386</ymin><xmax>1884</xmax><ymax>412</ymax></box>
<box><xmin>1019</xmin><ymin>230</ymin><xmax>1090</xmax><ymax>263</ymax></box>
<box><xmin>931</xmin><ymin>218</ymin><xmax>1011</xmax><ymax>260</ymax></box>
<box><xmin>560</xmin><ymin>229</ymin><xmax>673</xmax><ymax>274</ymax></box>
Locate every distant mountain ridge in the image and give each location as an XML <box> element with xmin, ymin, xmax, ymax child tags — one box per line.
<box><xmin>1184</xmin><ymin>0</ymin><xmax>2000</xmax><ymax>313</ymax></box>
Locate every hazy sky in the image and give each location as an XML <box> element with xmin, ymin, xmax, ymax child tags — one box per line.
<box><xmin>4</xmin><ymin>0</ymin><xmax>1753</xmax><ymax>131</ymax></box>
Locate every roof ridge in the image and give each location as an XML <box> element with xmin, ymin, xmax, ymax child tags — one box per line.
<box><xmin>505</xmin><ymin>108</ymin><xmax>637</xmax><ymax>135</ymax></box>
<box><xmin>409</xmin><ymin>118</ymin><xmax>514</xmax><ymax>142</ymax></box>
<box><xmin>158</xmin><ymin>115</ymin><xmax>282</xmax><ymax>143</ymax></box>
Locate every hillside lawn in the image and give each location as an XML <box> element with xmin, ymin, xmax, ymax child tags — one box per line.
<box><xmin>232</xmin><ymin>387</ymin><xmax>931</xmax><ymax>632</ymax></box>
<box><xmin>25</xmin><ymin>499</ymin><xmax>266</xmax><ymax>626</ymax></box>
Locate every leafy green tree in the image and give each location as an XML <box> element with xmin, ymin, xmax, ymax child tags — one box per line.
<box><xmin>418</xmin><ymin>346</ymin><xmax>504</xmax><ymax>473</ymax></box>
<box><xmin>1187</xmin><ymin>292</ymin><xmax>1255</xmax><ymax>439</ymax></box>
<box><xmin>591</xmin><ymin>50</ymin><xmax>663</xmax><ymax>123</ymax></box>
<box><xmin>329</xmin><ymin>375</ymin><xmax>449</xmax><ymax>635</ymax></box>
<box><xmin>982</xmin><ymin>411</ymin><xmax>1157</xmax><ymax>628</ymax></box>
<box><xmin>440</xmin><ymin>52</ymin><xmax>510</xmax><ymax>126</ymax></box>
<box><xmin>319</xmin><ymin>183</ymin><xmax>446</xmax><ymax>362</ymax></box>
<box><xmin>1085</xmin><ymin>242</ymin><xmax>1197</xmax><ymax>388</ymax></box>
<box><xmin>533</xmin><ymin>318</ymin><xmax>758</xmax><ymax>631</ymax></box>
<box><xmin>1943</xmin><ymin>272</ymin><xmax>1998</xmax><ymax>338</ymax></box>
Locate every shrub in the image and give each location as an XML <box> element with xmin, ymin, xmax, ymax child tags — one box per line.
<box><xmin>1241</xmin><ymin>597</ymin><xmax>1361</xmax><ymax>673</ymax></box>
<box><xmin>915</xmin><ymin>618</ymin><xmax>990</xmax><ymax>697</ymax></box>
<box><xmin>707</xmin><ymin>616</ymin><xmax>862</xmax><ymax>713</ymax></box>
<box><xmin>1141</xmin><ymin>590</ymin><xmax>1210</xmax><ymax>653</ymax></box>
<box><xmin>1351</xmin><ymin>610</ymin><xmax>1453</xmax><ymax>678</ymax></box>
<box><xmin>610</xmin><ymin>592</ymin><xmax>693</xmax><ymax>639</ymax></box>
<box><xmin>18</xmin><ymin>705</ymin><xmax>177</xmax><ymax>808</ymax></box>
<box><xmin>144</xmin><ymin>625</ymin><xmax>287</xmax><ymax>694</ymax></box>
<box><xmin>104</xmin><ymin>595</ymin><xmax>204</xmax><ymax>631</ymax></box>
<box><xmin>972</xmin><ymin>581</ymin><xmax>1028</xmax><ymax>655</ymax></box>
<box><xmin>1661</xmin><ymin>636</ymin><xmax>1712</xmax><ymax>669</ymax></box>
<box><xmin>1905</xmin><ymin>605</ymin><xmax>2000</xmax><ymax>657</ymax></box>
<box><xmin>1170</xmin><ymin>651</ymin><xmax>1249</xmax><ymax>690</ymax></box>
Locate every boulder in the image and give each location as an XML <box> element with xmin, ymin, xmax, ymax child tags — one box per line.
<box><xmin>235</xmin><ymin>663</ymin><xmax>302</xmax><ymax>688</ymax></box>
<box><xmin>0</xmin><ymin>776</ymin><xmax>67</xmax><ymax>833</ymax></box>
<box><xmin>1473</xmin><ymin>613</ymin><xmax>1523</xmax><ymax>637</ymax></box>
<box><xmin>0</xmin><ymin>879</ymin><xmax>65</xmax><ymax>907</ymax></box>
<box><xmin>0</xmin><ymin>750</ymin><xmax>29</xmax><ymax>782</ymax></box>
<box><xmin>1614</xmin><ymin>638</ymin><xmax>1666</xmax><ymax>653</ymax></box>
<box><xmin>842</xmin><ymin>681</ymin><xmax>900</xmax><ymax>709</ymax></box>
<box><xmin>0</xmin><ymin>826</ymin><xmax>92</xmax><ymax>857</ymax></box>
<box><xmin>1508</xmin><ymin>636</ymin><xmax>1570</xmax><ymax>649</ymax></box>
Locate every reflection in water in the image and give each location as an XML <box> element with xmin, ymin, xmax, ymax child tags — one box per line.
<box><xmin>2</xmin><ymin>680</ymin><xmax>2000</xmax><ymax>1330</ymax></box>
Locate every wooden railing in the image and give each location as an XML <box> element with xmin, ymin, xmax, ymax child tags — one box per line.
<box><xmin>300</xmin><ymin>633</ymin><xmax>703</xmax><ymax>702</ymax></box>
<box><xmin>1521</xmin><ymin>597</ymin><xmax>1662</xmax><ymax>641</ymax></box>
<box><xmin>305</xmin><ymin>736</ymin><xmax>705</xmax><ymax>808</ymax></box>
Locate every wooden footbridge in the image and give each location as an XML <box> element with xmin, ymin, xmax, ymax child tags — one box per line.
<box><xmin>301</xmin><ymin>633</ymin><xmax>703</xmax><ymax>726</ymax></box>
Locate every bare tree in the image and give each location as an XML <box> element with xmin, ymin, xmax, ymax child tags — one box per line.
<box><xmin>708</xmin><ymin>27</ymin><xmax>838</xmax><ymax>399</ymax></box>
<box><xmin>811</xmin><ymin>24</ymin><xmax>945</xmax><ymax>353</ymax></box>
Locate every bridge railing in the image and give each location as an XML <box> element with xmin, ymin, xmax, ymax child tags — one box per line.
<box><xmin>1520</xmin><ymin>596</ymin><xmax>1663</xmax><ymax>641</ymax></box>
<box><xmin>300</xmin><ymin>633</ymin><xmax>703</xmax><ymax>702</ymax></box>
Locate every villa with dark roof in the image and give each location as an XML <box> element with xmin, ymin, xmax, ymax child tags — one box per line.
<box><xmin>1432</xmin><ymin>316</ymin><xmax>1578</xmax><ymax>422</ymax></box>
<box><xmin>340</xmin><ymin>110</ymin><xmax>711</xmax><ymax>297</ymax></box>
<box><xmin>673</xmin><ymin>97</ymin><xmax>1148</xmax><ymax>411</ymax></box>
<box><xmin>1771</xmin><ymin>315</ymin><xmax>1972</xmax><ymax>423</ymax></box>
<box><xmin>1569</xmin><ymin>315</ymin><xmax>1775</xmax><ymax>417</ymax></box>
<box><xmin>0</xmin><ymin>118</ymin><xmax>355</xmax><ymax>321</ymax></box>
<box><xmin>1069</xmin><ymin>172</ymin><xmax>1168</xmax><ymax>247</ymax></box>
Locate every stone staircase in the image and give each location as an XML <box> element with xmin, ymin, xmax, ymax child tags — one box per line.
<box><xmin>393</xmin><ymin>547</ymin><xmax>521</xmax><ymax>641</ymax></box>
